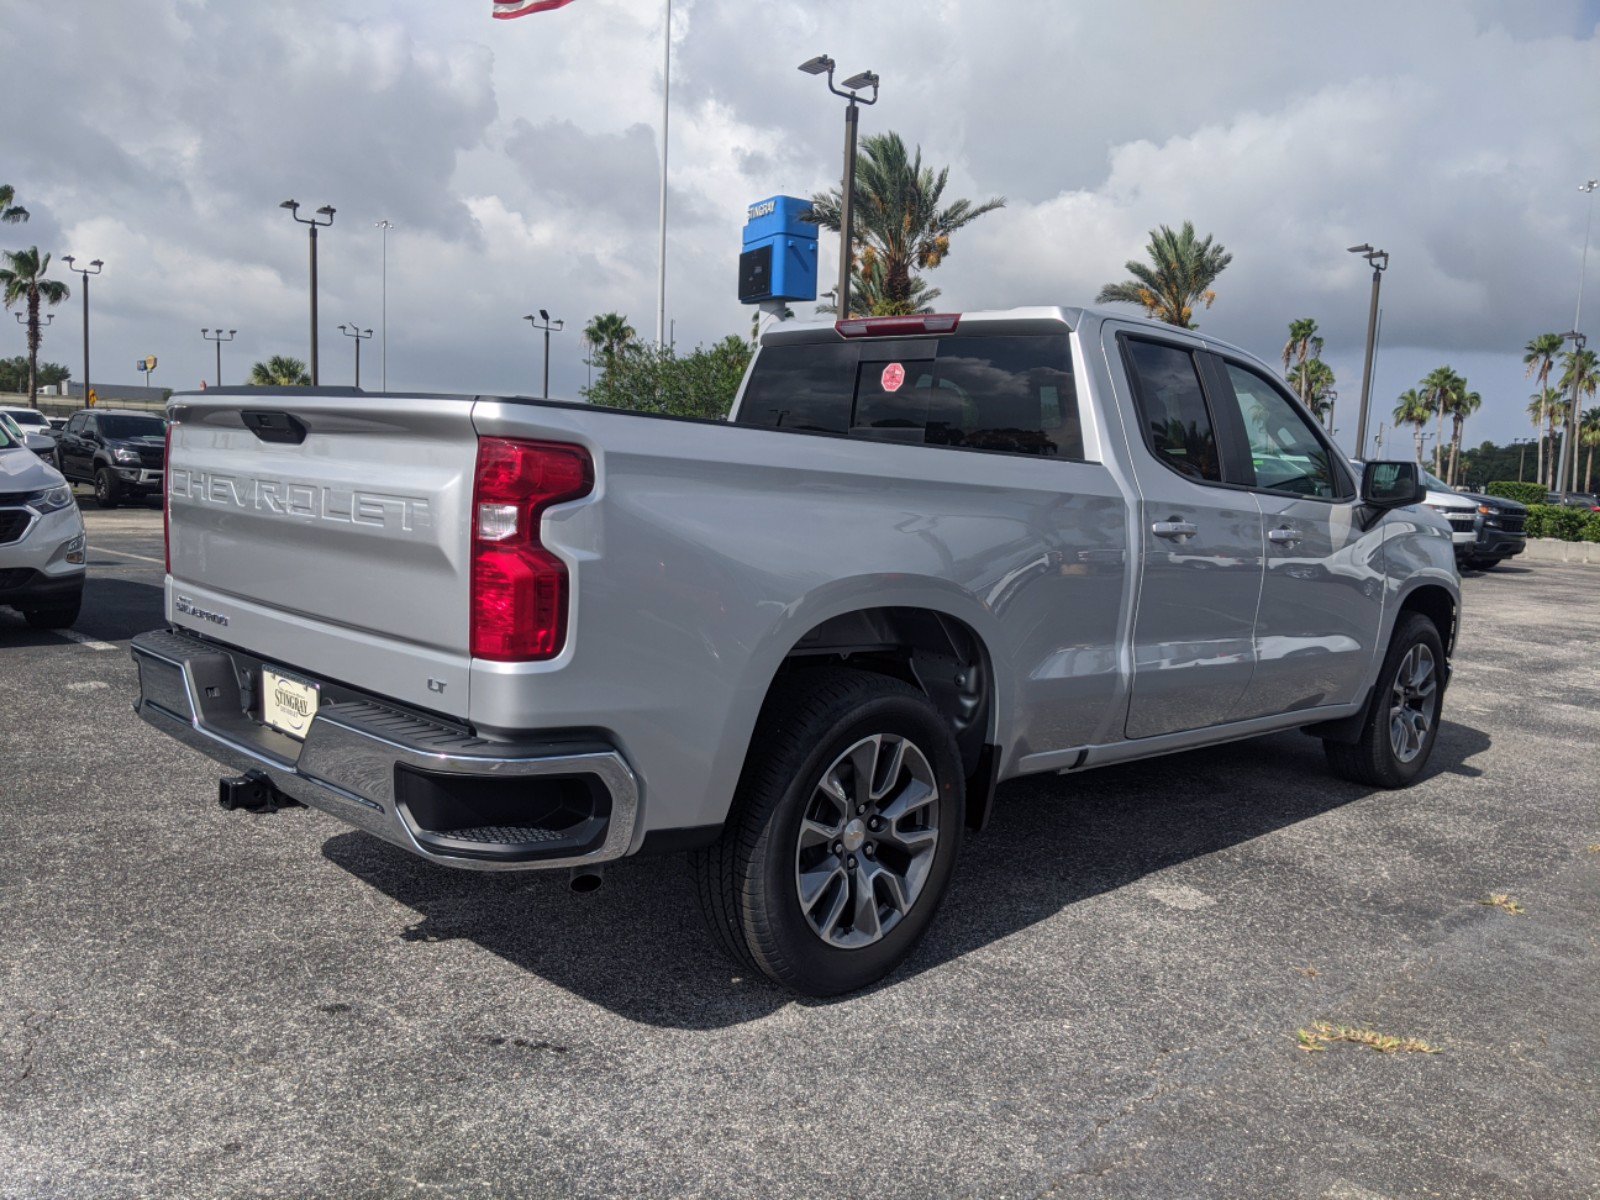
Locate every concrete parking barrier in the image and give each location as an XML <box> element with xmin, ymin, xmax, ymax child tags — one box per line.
<box><xmin>1519</xmin><ymin>537</ymin><xmax>1600</xmax><ymax>566</ymax></box>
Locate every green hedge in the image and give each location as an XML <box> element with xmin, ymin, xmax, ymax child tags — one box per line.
<box><xmin>1485</xmin><ymin>480</ymin><xmax>1546</xmax><ymax>505</ymax></box>
<box><xmin>1523</xmin><ymin>504</ymin><xmax>1600</xmax><ymax>542</ymax></box>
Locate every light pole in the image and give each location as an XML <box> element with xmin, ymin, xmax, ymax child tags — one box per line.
<box><xmin>1555</xmin><ymin>330</ymin><xmax>1588</xmax><ymax>496</ymax></box>
<box><xmin>62</xmin><ymin>255</ymin><xmax>102</xmax><ymax>408</ymax></box>
<box><xmin>375</xmin><ymin>219</ymin><xmax>394</xmax><ymax>390</ymax></box>
<box><xmin>280</xmin><ymin>200</ymin><xmax>336</xmax><ymax>384</ymax></box>
<box><xmin>524</xmin><ymin>310</ymin><xmax>563</xmax><ymax>398</ymax></box>
<box><xmin>201</xmin><ymin>327</ymin><xmax>236</xmax><ymax>387</ymax></box>
<box><xmin>799</xmin><ymin>55</ymin><xmax>880</xmax><ymax>321</ymax></box>
<box><xmin>1555</xmin><ymin>181</ymin><xmax>1598</xmax><ymax>493</ymax></box>
<box><xmin>337</xmin><ymin>323</ymin><xmax>373</xmax><ymax>388</ymax></box>
<box><xmin>1347</xmin><ymin>243</ymin><xmax>1389</xmax><ymax>460</ymax></box>
<box><xmin>1513</xmin><ymin>437</ymin><xmax>1534</xmax><ymax>482</ymax></box>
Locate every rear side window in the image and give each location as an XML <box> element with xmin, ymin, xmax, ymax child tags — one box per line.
<box><xmin>736</xmin><ymin>343</ymin><xmax>857</xmax><ymax>434</ymax></box>
<box><xmin>1123</xmin><ymin>339</ymin><xmax>1221</xmax><ymax>482</ymax></box>
<box><xmin>739</xmin><ymin>333</ymin><xmax>1084</xmax><ymax>460</ymax></box>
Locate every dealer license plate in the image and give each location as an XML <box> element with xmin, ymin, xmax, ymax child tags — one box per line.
<box><xmin>262</xmin><ymin>668</ymin><xmax>320</xmax><ymax>739</ymax></box>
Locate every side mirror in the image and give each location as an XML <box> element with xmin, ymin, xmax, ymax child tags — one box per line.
<box><xmin>1361</xmin><ymin>460</ymin><xmax>1425</xmax><ymax>509</ymax></box>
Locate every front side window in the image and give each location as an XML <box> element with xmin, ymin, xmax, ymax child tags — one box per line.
<box><xmin>1220</xmin><ymin>363</ymin><xmax>1348</xmax><ymax>499</ymax></box>
<box><xmin>1124</xmin><ymin>339</ymin><xmax>1221</xmax><ymax>482</ymax></box>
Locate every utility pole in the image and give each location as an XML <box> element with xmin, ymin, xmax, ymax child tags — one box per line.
<box><xmin>62</xmin><ymin>256</ymin><xmax>102</xmax><ymax>409</ymax></box>
<box><xmin>799</xmin><ymin>56</ymin><xmax>880</xmax><ymax>320</ymax></box>
<box><xmin>1556</xmin><ymin>180</ymin><xmax>1597</xmax><ymax>494</ymax></box>
<box><xmin>1347</xmin><ymin>243</ymin><xmax>1389</xmax><ymax>459</ymax></box>
<box><xmin>202</xmin><ymin>328</ymin><xmax>236</xmax><ymax>387</ymax></box>
<box><xmin>656</xmin><ymin>0</ymin><xmax>671</xmax><ymax>346</ymax></box>
<box><xmin>280</xmin><ymin>200</ymin><xmax>336</xmax><ymax>384</ymax></box>
<box><xmin>524</xmin><ymin>310</ymin><xmax>563</xmax><ymax>398</ymax></box>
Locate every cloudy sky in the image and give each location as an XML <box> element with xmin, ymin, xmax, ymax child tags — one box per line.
<box><xmin>3</xmin><ymin>0</ymin><xmax>1598</xmax><ymax>450</ymax></box>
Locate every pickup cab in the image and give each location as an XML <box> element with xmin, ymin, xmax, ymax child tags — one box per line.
<box><xmin>131</xmin><ymin>306</ymin><xmax>1458</xmax><ymax>995</ymax></box>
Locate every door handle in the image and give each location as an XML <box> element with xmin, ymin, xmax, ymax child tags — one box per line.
<box><xmin>1151</xmin><ymin>520</ymin><xmax>1198</xmax><ymax>540</ymax></box>
<box><xmin>1267</xmin><ymin>526</ymin><xmax>1304</xmax><ymax>545</ymax></box>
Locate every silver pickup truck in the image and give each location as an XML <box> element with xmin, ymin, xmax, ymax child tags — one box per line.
<box><xmin>131</xmin><ymin>306</ymin><xmax>1458</xmax><ymax>995</ymax></box>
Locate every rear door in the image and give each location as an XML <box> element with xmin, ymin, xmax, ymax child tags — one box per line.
<box><xmin>165</xmin><ymin>391</ymin><xmax>482</xmax><ymax>716</ymax></box>
<box><xmin>1202</xmin><ymin>356</ymin><xmax>1384</xmax><ymax>716</ymax></box>
<box><xmin>1108</xmin><ymin>328</ymin><xmax>1264</xmax><ymax>738</ymax></box>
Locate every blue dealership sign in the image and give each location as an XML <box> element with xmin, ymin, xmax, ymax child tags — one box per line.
<box><xmin>739</xmin><ymin>195</ymin><xmax>818</xmax><ymax>304</ymax></box>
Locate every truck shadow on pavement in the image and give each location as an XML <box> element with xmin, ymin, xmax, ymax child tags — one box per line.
<box><xmin>321</xmin><ymin>718</ymin><xmax>1490</xmax><ymax>1028</ymax></box>
<box><xmin>0</xmin><ymin>576</ymin><xmax>163</xmax><ymax>645</ymax></box>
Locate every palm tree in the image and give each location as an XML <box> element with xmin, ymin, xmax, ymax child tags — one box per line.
<box><xmin>0</xmin><ymin>247</ymin><xmax>70</xmax><ymax>406</ymax></box>
<box><xmin>1524</xmin><ymin>333</ymin><xmax>1564</xmax><ymax>487</ymax></box>
<box><xmin>1557</xmin><ymin>347</ymin><xmax>1600</xmax><ymax>491</ymax></box>
<box><xmin>1579</xmin><ymin>406</ymin><xmax>1600</xmax><ymax>493</ymax></box>
<box><xmin>1446</xmin><ymin>386</ymin><xmax>1480</xmax><ymax>485</ymax></box>
<box><xmin>1419</xmin><ymin>366</ymin><xmax>1465</xmax><ymax>476</ymax></box>
<box><xmin>1286</xmin><ymin>358</ymin><xmax>1336</xmax><ymax>428</ymax></box>
<box><xmin>1393</xmin><ymin>388</ymin><xmax>1432</xmax><ymax>463</ymax></box>
<box><xmin>583</xmin><ymin>312</ymin><xmax>635</xmax><ymax>364</ymax></box>
<box><xmin>814</xmin><ymin>254</ymin><xmax>943</xmax><ymax>317</ymax></box>
<box><xmin>247</xmin><ymin>356</ymin><xmax>312</xmax><ymax>387</ymax></box>
<box><xmin>1527</xmin><ymin>390</ymin><xmax>1557</xmax><ymax>484</ymax></box>
<box><xmin>809</xmin><ymin>131</ymin><xmax>1004</xmax><ymax>317</ymax></box>
<box><xmin>1096</xmin><ymin>221</ymin><xmax>1233</xmax><ymax>329</ymax></box>
<box><xmin>1281</xmin><ymin>318</ymin><xmax>1323</xmax><ymax>403</ymax></box>
<box><xmin>0</xmin><ymin>184</ymin><xmax>27</xmax><ymax>225</ymax></box>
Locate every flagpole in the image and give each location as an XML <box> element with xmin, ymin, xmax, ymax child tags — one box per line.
<box><xmin>656</xmin><ymin>0</ymin><xmax>670</xmax><ymax>347</ymax></box>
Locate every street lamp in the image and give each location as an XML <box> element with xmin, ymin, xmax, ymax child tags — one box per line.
<box><xmin>1513</xmin><ymin>436</ymin><xmax>1535</xmax><ymax>482</ymax></box>
<box><xmin>1347</xmin><ymin>243</ymin><xmax>1389</xmax><ymax>460</ymax></box>
<box><xmin>201</xmin><ymin>327</ymin><xmax>236</xmax><ymax>387</ymax></box>
<box><xmin>15</xmin><ymin>312</ymin><xmax>54</xmax><ymax>325</ymax></box>
<box><xmin>61</xmin><ymin>255</ymin><xmax>103</xmax><ymax>408</ymax></box>
<box><xmin>1554</xmin><ymin>330</ymin><xmax>1588</xmax><ymax>496</ymax></box>
<box><xmin>1555</xmin><ymin>180</ymin><xmax>1598</xmax><ymax>493</ymax></box>
<box><xmin>281</xmin><ymin>200</ymin><xmax>336</xmax><ymax>384</ymax></box>
<box><xmin>375</xmin><ymin>219</ymin><xmax>394</xmax><ymax>390</ymax></box>
<box><xmin>523</xmin><ymin>310</ymin><xmax>563</xmax><ymax>398</ymax></box>
<box><xmin>337</xmin><ymin>323</ymin><xmax>373</xmax><ymax>388</ymax></box>
<box><xmin>799</xmin><ymin>54</ymin><xmax>880</xmax><ymax>321</ymax></box>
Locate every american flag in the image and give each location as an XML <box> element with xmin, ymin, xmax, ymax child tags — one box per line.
<box><xmin>493</xmin><ymin>0</ymin><xmax>576</xmax><ymax>17</ymax></box>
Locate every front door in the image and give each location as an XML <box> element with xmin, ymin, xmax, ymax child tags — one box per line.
<box><xmin>1204</xmin><ymin>357</ymin><xmax>1386</xmax><ymax>717</ymax></box>
<box><xmin>1110</xmin><ymin>329</ymin><xmax>1264</xmax><ymax>739</ymax></box>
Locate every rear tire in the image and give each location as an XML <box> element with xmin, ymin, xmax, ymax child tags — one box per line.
<box><xmin>1324</xmin><ymin>612</ymin><xmax>1445</xmax><ymax>788</ymax></box>
<box><xmin>24</xmin><ymin>599</ymin><xmax>81</xmax><ymax>630</ymax></box>
<box><xmin>93</xmin><ymin>467</ymin><xmax>121</xmax><ymax>509</ymax></box>
<box><xmin>690</xmin><ymin>667</ymin><xmax>965</xmax><ymax>997</ymax></box>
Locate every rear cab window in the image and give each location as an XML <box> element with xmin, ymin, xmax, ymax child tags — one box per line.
<box><xmin>737</xmin><ymin>332</ymin><xmax>1086</xmax><ymax>461</ymax></box>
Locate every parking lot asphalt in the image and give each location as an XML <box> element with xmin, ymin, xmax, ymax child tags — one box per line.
<box><xmin>2</xmin><ymin>504</ymin><xmax>1598</xmax><ymax>1199</ymax></box>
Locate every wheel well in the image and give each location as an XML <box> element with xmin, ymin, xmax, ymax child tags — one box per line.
<box><xmin>774</xmin><ymin>607</ymin><xmax>999</xmax><ymax>830</ymax></box>
<box><xmin>1399</xmin><ymin>584</ymin><xmax>1456</xmax><ymax>655</ymax></box>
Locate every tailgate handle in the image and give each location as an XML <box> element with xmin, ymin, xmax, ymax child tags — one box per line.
<box><xmin>241</xmin><ymin>410</ymin><xmax>308</xmax><ymax>445</ymax></box>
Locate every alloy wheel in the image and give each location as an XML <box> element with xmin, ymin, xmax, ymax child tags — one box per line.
<box><xmin>1388</xmin><ymin>643</ymin><xmax>1438</xmax><ymax>763</ymax></box>
<box><xmin>793</xmin><ymin>733</ymin><xmax>940</xmax><ymax>950</ymax></box>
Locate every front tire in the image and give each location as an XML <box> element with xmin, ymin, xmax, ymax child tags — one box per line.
<box><xmin>93</xmin><ymin>467</ymin><xmax>121</xmax><ymax>509</ymax></box>
<box><xmin>691</xmin><ymin>668</ymin><xmax>965</xmax><ymax>997</ymax></box>
<box><xmin>1324</xmin><ymin>612</ymin><xmax>1445</xmax><ymax>788</ymax></box>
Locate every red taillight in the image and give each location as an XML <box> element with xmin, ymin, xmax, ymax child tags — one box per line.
<box><xmin>163</xmin><ymin>420</ymin><xmax>173</xmax><ymax>574</ymax></box>
<box><xmin>470</xmin><ymin>437</ymin><xmax>593</xmax><ymax>661</ymax></box>
<box><xmin>835</xmin><ymin>314</ymin><xmax>961</xmax><ymax>338</ymax></box>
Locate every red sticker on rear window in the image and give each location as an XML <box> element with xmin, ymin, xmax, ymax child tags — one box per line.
<box><xmin>881</xmin><ymin>362</ymin><xmax>906</xmax><ymax>393</ymax></box>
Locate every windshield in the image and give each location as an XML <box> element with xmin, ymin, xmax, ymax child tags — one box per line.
<box><xmin>99</xmin><ymin>414</ymin><xmax>165</xmax><ymax>439</ymax></box>
<box><xmin>0</xmin><ymin>415</ymin><xmax>18</xmax><ymax>448</ymax></box>
<box><xmin>4</xmin><ymin>409</ymin><xmax>48</xmax><ymax>428</ymax></box>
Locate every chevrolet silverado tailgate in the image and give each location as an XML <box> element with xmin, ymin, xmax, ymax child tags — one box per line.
<box><xmin>165</xmin><ymin>390</ymin><xmax>478</xmax><ymax>717</ymax></box>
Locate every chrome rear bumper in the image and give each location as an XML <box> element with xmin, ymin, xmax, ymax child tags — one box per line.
<box><xmin>130</xmin><ymin>629</ymin><xmax>639</xmax><ymax>871</ymax></box>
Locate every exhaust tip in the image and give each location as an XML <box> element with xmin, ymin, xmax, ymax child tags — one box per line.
<box><xmin>569</xmin><ymin>867</ymin><xmax>604</xmax><ymax>895</ymax></box>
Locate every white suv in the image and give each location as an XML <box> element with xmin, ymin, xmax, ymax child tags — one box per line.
<box><xmin>0</xmin><ymin>419</ymin><xmax>86</xmax><ymax>628</ymax></box>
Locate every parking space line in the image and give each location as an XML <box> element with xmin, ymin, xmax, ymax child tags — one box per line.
<box><xmin>94</xmin><ymin>546</ymin><xmax>166</xmax><ymax>567</ymax></box>
<box><xmin>56</xmin><ymin>630</ymin><xmax>118</xmax><ymax>652</ymax></box>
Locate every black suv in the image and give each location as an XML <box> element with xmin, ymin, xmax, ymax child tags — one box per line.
<box><xmin>1458</xmin><ymin>491</ymin><xmax>1527</xmax><ymax>570</ymax></box>
<box><xmin>53</xmin><ymin>409</ymin><xmax>167</xmax><ymax>508</ymax></box>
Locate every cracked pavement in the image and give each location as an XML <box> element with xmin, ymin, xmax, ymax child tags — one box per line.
<box><xmin>2</xmin><ymin>507</ymin><xmax>1597</xmax><ymax>1198</ymax></box>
